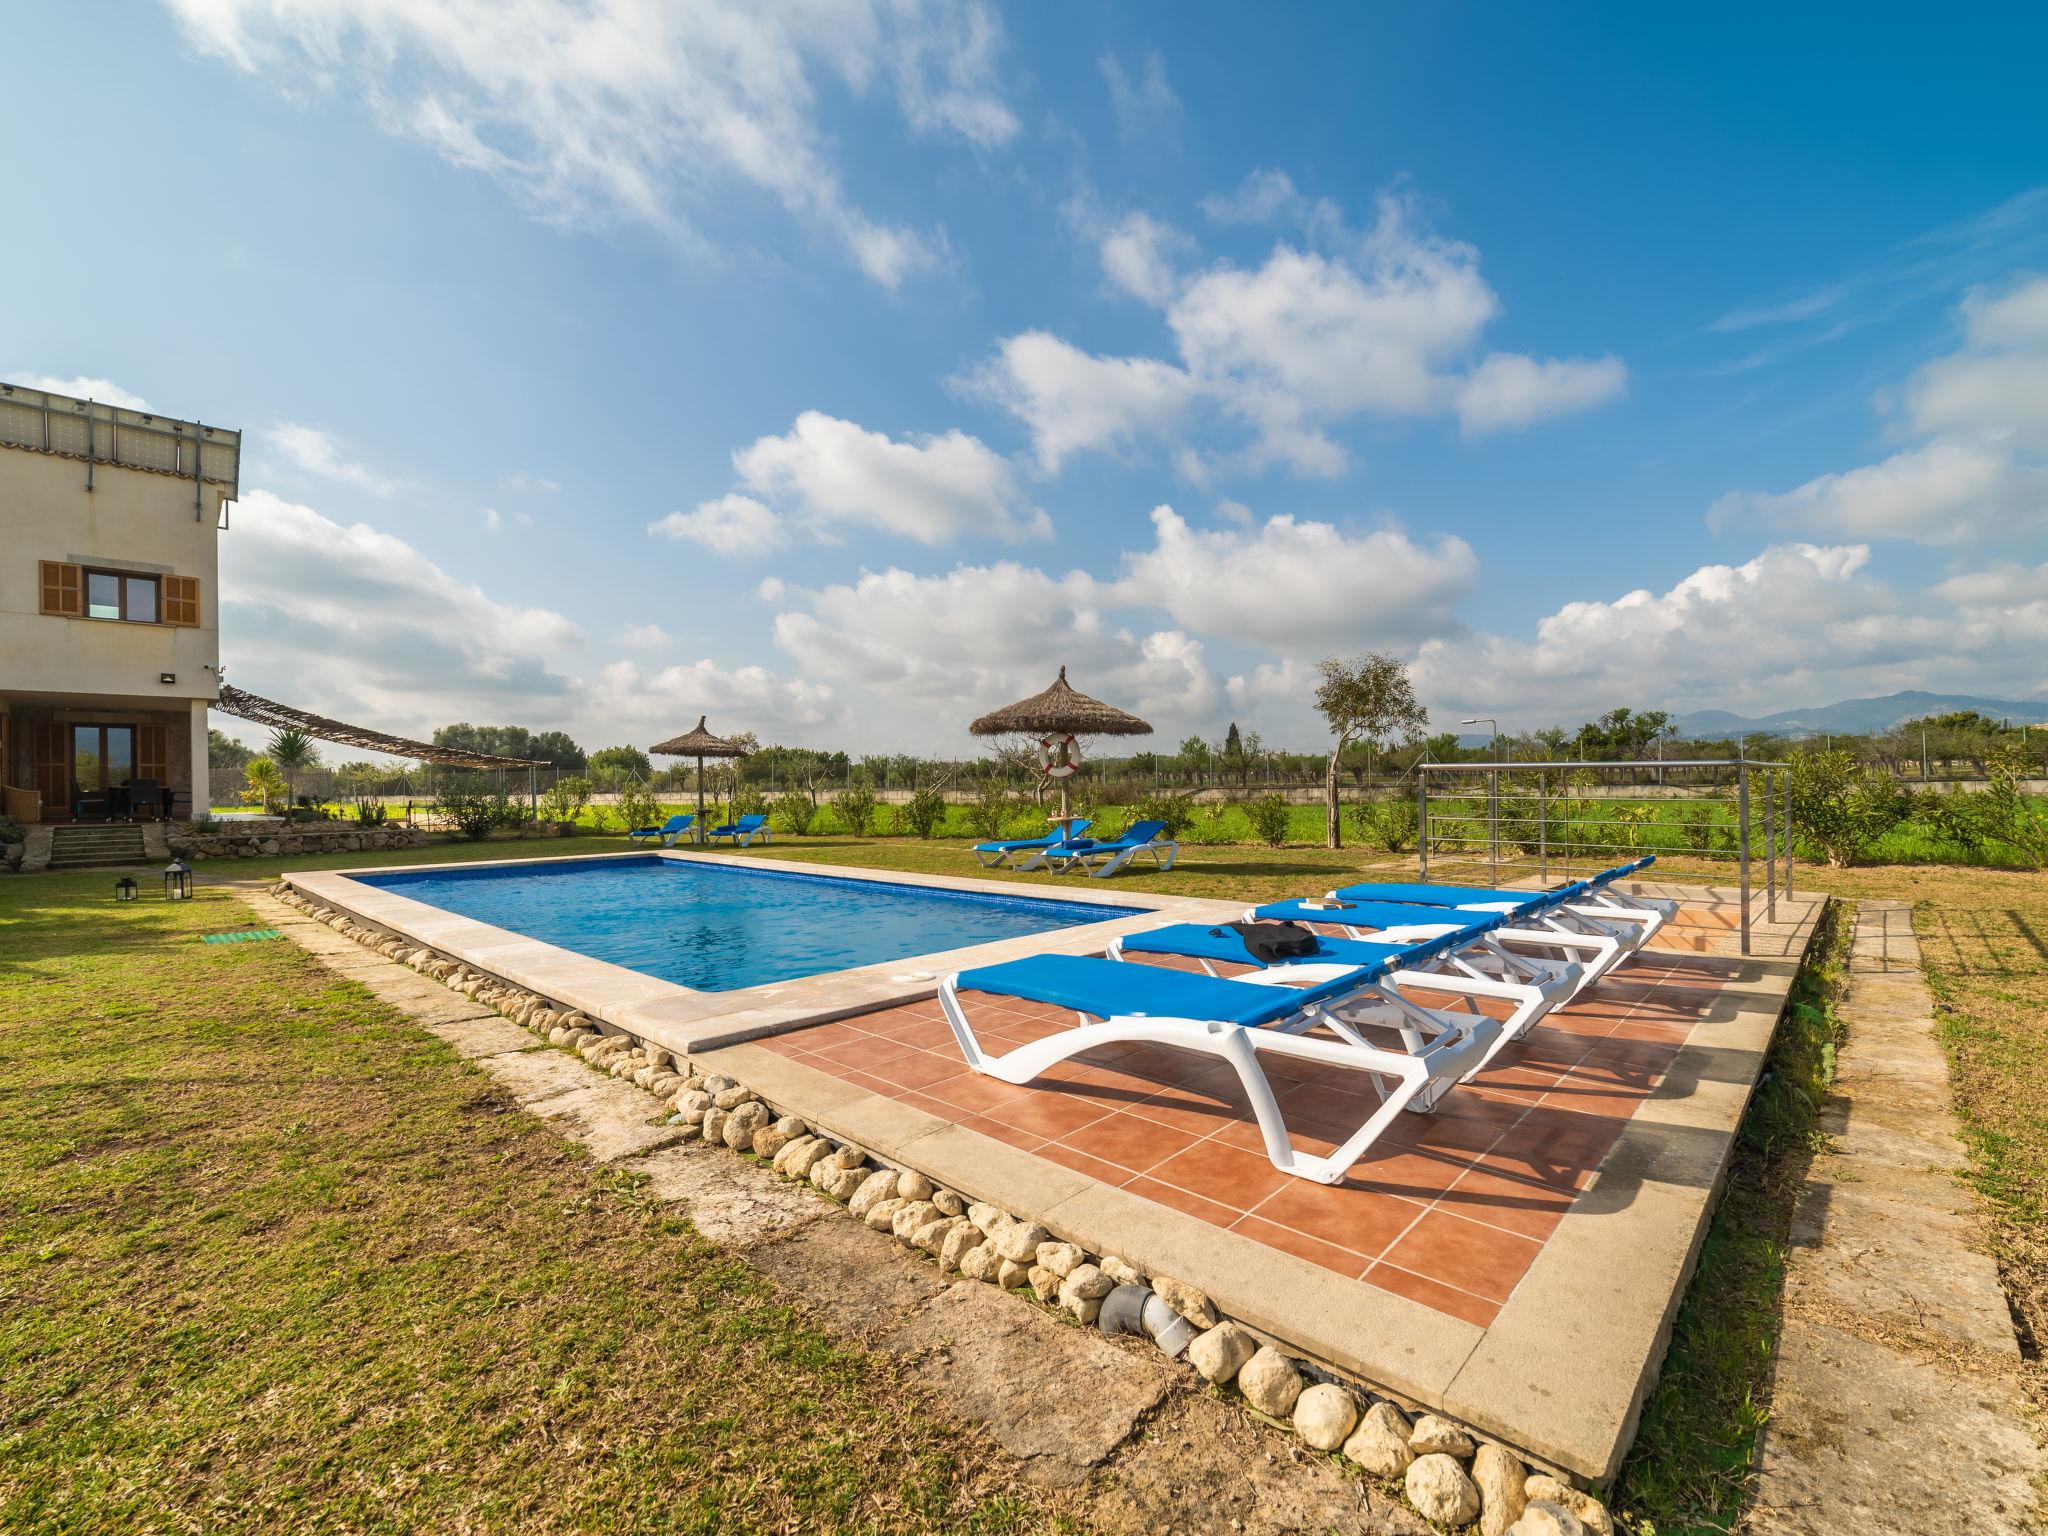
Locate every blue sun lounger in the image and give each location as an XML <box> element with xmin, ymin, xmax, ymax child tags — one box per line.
<box><xmin>1110</xmin><ymin>916</ymin><xmax>1580</xmax><ymax>1081</ymax></box>
<box><xmin>974</xmin><ymin>817</ymin><xmax>1092</xmax><ymax>869</ymax></box>
<box><xmin>939</xmin><ymin>952</ymin><xmax>1498</xmax><ymax>1184</ymax></box>
<box><xmin>1020</xmin><ymin>818</ymin><xmax>1177</xmax><ymax>877</ymax></box>
<box><xmin>628</xmin><ymin>813</ymin><xmax>698</xmax><ymax>846</ymax></box>
<box><xmin>1261</xmin><ymin>880</ymin><xmax>1633</xmax><ymax>994</ymax></box>
<box><xmin>705</xmin><ymin>812</ymin><xmax>772</xmax><ymax>846</ymax></box>
<box><xmin>1327</xmin><ymin>856</ymin><xmax>1676</xmax><ymax>970</ymax></box>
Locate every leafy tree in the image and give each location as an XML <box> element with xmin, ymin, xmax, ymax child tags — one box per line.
<box><xmin>587</xmin><ymin>744</ymin><xmax>652</xmax><ymax>784</ymax></box>
<box><xmin>208</xmin><ymin>728</ymin><xmax>253</xmax><ymax>784</ymax></box>
<box><xmin>1788</xmin><ymin>749</ymin><xmax>1908</xmax><ymax>866</ymax></box>
<box><xmin>266</xmin><ymin>728</ymin><xmax>319</xmax><ymax>814</ymax></box>
<box><xmin>528</xmin><ymin>730</ymin><xmax>585</xmax><ymax>769</ymax></box>
<box><xmin>1177</xmin><ymin>735</ymin><xmax>1211</xmax><ymax>784</ymax></box>
<box><xmin>1314</xmin><ymin>652</ymin><xmax>1427</xmax><ymax>849</ymax></box>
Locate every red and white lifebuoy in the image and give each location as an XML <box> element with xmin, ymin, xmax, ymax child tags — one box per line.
<box><xmin>1037</xmin><ymin>733</ymin><xmax>1081</xmax><ymax>779</ymax></box>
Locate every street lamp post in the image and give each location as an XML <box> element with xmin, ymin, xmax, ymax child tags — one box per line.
<box><xmin>1462</xmin><ymin>717</ymin><xmax>1506</xmax><ymax>762</ymax></box>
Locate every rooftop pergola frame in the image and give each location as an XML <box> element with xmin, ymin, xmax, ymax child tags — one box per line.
<box><xmin>214</xmin><ymin>685</ymin><xmax>549</xmax><ymax>769</ymax></box>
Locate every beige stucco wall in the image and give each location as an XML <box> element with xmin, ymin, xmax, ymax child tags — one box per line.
<box><xmin>0</xmin><ymin>447</ymin><xmax>226</xmax><ymax>704</ymax></box>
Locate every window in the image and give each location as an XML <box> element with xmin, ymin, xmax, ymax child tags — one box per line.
<box><xmin>83</xmin><ymin>569</ymin><xmax>161</xmax><ymax>624</ymax></box>
<box><xmin>37</xmin><ymin>562</ymin><xmax>197</xmax><ymax>625</ymax></box>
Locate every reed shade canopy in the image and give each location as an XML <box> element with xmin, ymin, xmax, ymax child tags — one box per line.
<box><xmin>969</xmin><ymin>666</ymin><xmax>1153</xmax><ymax>836</ymax></box>
<box><xmin>213</xmin><ymin>683</ymin><xmax>547</xmax><ymax>769</ymax></box>
<box><xmin>649</xmin><ymin>716</ymin><xmax>752</xmax><ymax>822</ymax></box>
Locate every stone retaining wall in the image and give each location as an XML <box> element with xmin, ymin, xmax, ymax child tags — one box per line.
<box><xmin>170</xmin><ymin>825</ymin><xmax>436</xmax><ymax>860</ymax></box>
<box><xmin>271</xmin><ymin>878</ymin><xmax>1617</xmax><ymax>1536</ymax></box>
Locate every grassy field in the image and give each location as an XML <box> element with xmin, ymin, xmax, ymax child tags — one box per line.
<box><xmin>6</xmin><ymin>828</ymin><xmax>2041</xmax><ymax>1534</ymax></box>
<box><xmin>0</xmin><ymin>872</ymin><xmax>1055</xmax><ymax>1535</ymax></box>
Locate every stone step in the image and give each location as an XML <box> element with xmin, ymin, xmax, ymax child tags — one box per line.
<box><xmin>49</xmin><ymin>855</ymin><xmax>152</xmax><ymax>870</ymax></box>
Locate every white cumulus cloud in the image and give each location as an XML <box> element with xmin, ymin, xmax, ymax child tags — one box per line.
<box><xmin>267</xmin><ymin>422</ymin><xmax>399</xmax><ymax>496</ymax></box>
<box><xmin>167</xmin><ymin>0</ymin><xmax>1015</xmax><ymax>289</ymax></box>
<box><xmin>649</xmin><ymin>493</ymin><xmax>788</xmax><ymax>557</ymax></box>
<box><xmin>1454</xmin><ymin>352</ymin><xmax>1628</xmax><ymax>437</ymax></box>
<box><xmin>729</xmin><ymin>410</ymin><xmax>1048</xmax><ymax>545</ymax></box>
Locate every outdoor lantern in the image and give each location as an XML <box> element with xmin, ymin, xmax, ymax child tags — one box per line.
<box><xmin>114</xmin><ymin>876</ymin><xmax>138</xmax><ymax>902</ymax></box>
<box><xmin>163</xmin><ymin>860</ymin><xmax>192</xmax><ymax>900</ymax></box>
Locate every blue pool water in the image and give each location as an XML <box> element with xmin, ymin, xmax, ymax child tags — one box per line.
<box><xmin>353</xmin><ymin>856</ymin><xmax>1142</xmax><ymax>992</ymax></box>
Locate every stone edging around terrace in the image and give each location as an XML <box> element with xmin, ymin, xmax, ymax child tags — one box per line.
<box><xmin>268</xmin><ymin>878</ymin><xmax>1619</xmax><ymax>1536</ymax></box>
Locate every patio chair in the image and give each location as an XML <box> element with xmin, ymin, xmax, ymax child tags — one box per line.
<box><xmin>628</xmin><ymin>813</ymin><xmax>698</xmax><ymax>846</ymax></box>
<box><xmin>1113</xmin><ymin>914</ymin><xmax>1581</xmax><ymax>1080</ymax></box>
<box><xmin>126</xmin><ymin>777</ymin><xmax>162</xmax><ymax>822</ymax></box>
<box><xmin>938</xmin><ymin>953</ymin><xmax>1499</xmax><ymax>1185</ymax></box>
<box><xmin>705</xmin><ymin>812</ymin><xmax>772</xmax><ymax>846</ymax></box>
<box><xmin>973</xmin><ymin>817</ymin><xmax>1092</xmax><ymax>869</ymax></box>
<box><xmin>1021</xmin><ymin>818</ymin><xmax>1176</xmax><ymax>877</ymax></box>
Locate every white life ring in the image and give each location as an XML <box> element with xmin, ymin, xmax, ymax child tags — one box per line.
<box><xmin>1037</xmin><ymin>733</ymin><xmax>1081</xmax><ymax>779</ymax></box>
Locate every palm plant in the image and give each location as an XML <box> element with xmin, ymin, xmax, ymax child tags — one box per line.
<box><xmin>267</xmin><ymin>728</ymin><xmax>320</xmax><ymax>817</ymax></box>
<box><xmin>242</xmin><ymin>756</ymin><xmax>287</xmax><ymax>814</ymax></box>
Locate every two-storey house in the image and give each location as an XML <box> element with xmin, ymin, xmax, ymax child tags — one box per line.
<box><xmin>0</xmin><ymin>382</ymin><xmax>240</xmax><ymax>823</ymax></box>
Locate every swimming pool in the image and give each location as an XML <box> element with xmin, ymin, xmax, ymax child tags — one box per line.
<box><xmin>353</xmin><ymin>856</ymin><xmax>1143</xmax><ymax>992</ymax></box>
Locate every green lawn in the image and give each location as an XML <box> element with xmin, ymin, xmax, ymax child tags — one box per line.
<box><xmin>0</xmin><ymin>872</ymin><xmax>1053</xmax><ymax>1535</ymax></box>
<box><xmin>7</xmin><ymin>830</ymin><xmax>2041</xmax><ymax>1535</ymax></box>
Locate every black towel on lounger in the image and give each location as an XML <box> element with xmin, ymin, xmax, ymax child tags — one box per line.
<box><xmin>1223</xmin><ymin>920</ymin><xmax>1321</xmax><ymax>963</ymax></box>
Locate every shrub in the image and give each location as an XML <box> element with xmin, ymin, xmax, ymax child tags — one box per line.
<box><xmin>432</xmin><ymin>778</ymin><xmax>501</xmax><ymax>842</ymax></box>
<box><xmin>539</xmin><ymin>775</ymin><xmax>592</xmax><ymax>829</ymax></box>
<box><xmin>772</xmin><ymin>787</ymin><xmax>819</xmax><ymax>836</ymax></box>
<box><xmin>1349</xmin><ymin>794</ymin><xmax>1420</xmax><ymax>853</ymax></box>
<box><xmin>830</xmin><ymin>781</ymin><xmax>878</xmax><ymax>837</ymax></box>
<box><xmin>1189</xmin><ymin>801</ymin><xmax>1242</xmax><ymax>845</ymax></box>
<box><xmin>614</xmin><ymin>784</ymin><xmax>662</xmax><ymax>836</ymax></box>
<box><xmin>1246</xmin><ymin>794</ymin><xmax>1292</xmax><ymax>847</ymax></box>
<box><xmin>1788</xmin><ymin>750</ymin><xmax>1909</xmax><ymax>867</ymax></box>
<box><xmin>353</xmin><ymin>801</ymin><xmax>388</xmax><ymax>828</ymax></box>
<box><xmin>1132</xmin><ymin>791</ymin><xmax>1199</xmax><ymax>842</ymax></box>
<box><xmin>899</xmin><ymin>787</ymin><xmax>948</xmax><ymax>839</ymax></box>
<box><xmin>966</xmin><ymin>779</ymin><xmax>1015</xmax><ymax>842</ymax></box>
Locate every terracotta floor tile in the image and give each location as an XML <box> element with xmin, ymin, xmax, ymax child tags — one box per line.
<box><xmin>951</xmin><ymin>1113</ymin><xmax>1047</xmax><ymax>1152</ymax></box>
<box><xmin>1125</xmin><ymin>1084</ymin><xmax>1256</xmax><ymax>1137</ymax></box>
<box><xmin>1148</xmin><ymin>1139</ymin><xmax>1296</xmax><ymax>1212</ymax></box>
<box><xmin>1035</xmin><ymin>1140</ymin><xmax>1138</xmax><ymax>1188</ymax></box>
<box><xmin>787</xmin><ymin>1018</ymin><xmax>883</xmax><ymax>1050</ymax></box>
<box><xmin>808</xmin><ymin>1036</ymin><xmax>918</xmax><ymax>1072</ymax></box>
<box><xmin>868</xmin><ymin>1051</ymin><xmax>975</xmax><ymax>1094</ymax></box>
<box><xmin>1438</xmin><ymin>1163</ymin><xmax>1574</xmax><ymax>1240</ymax></box>
<box><xmin>1210</xmin><ymin>1114</ymin><xmax>1342</xmax><ymax>1161</ymax></box>
<box><xmin>926</xmin><ymin>1071</ymin><xmax>1036</xmax><ymax>1116</ymax></box>
<box><xmin>1250</xmin><ymin>1180</ymin><xmax>1424</xmax><ymax>1260</ymax></box>
<box><xmin>1362</xmin><ymin>1262</ymin><xmax>1500</xmax><ymax>1329</ymax></box>
<box><xmin>1229</xmin><ymin>1212</ymin><xmax>1371</xmax><ymax>1279</ymax></box>
<box><xmin>1059</xmin><ymin>1111</ymin><xmax>1204</xmax><ymax>1175</ymax></box>
<box><xmin>1380</xmin><ymin>1207</ymin><xmax>1541</xmax><ymax>1303</ymax></box>
<box><xmin>866</xmin><ymin>1018</ymin><xmax>960</xmax><ymax>1052</ymax></box>
<box><xmin>984</xmin><ymin>1091</ymin><xmax>1116</xmax><ymax>1141</ymax></box>
<box><xmin>1123</xmin><ymin>1174</ymin><xmax>1243</xmax><ymax>1229</ymax></box>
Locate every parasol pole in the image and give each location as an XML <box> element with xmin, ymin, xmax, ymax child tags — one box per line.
<box><xmin>696</xmin><ymin>754</ymin><xmax>705</xmax><ymax>823</ymax></box>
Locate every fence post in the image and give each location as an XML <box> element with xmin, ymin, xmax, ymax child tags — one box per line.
<box><xmin>1783</xmin><ymin>770</ymin><xmax>1794</xmax><ymax>900</ymax></box>
<box><xmin>1763</xmin><ymin>768</ymin><xmax>1776</xmax><ymax>923</ymax></box>
<box><xmin>1737</xmin><ymin>764</ymin><xmax>1752</xmax><ymax>956</ymax></box>
<box><xmin>1417</xmin><ymin>768</ymin><xmax>1430</xmax><ymax>879</ymax></box>
<box><xmin>1538</xmin><ymin>766</ymin><xmax>1548</xmax><ymax>883</ymax></box>
<box><xmin>1487</xmin><ymin>768</ymin><xmax>1499</xmax><ymax>885</ymax></box>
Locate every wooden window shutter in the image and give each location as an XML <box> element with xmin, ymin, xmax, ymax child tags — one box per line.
<box><xmin>33</xmin><ymin>721</ymin><xmax>68</xmax><ymax>808</ymax></box>
<box><xmin>164</xmin><ymin>575</ymin><xmax>200</xmax><ymax>627</ymax></box>
<box><xmin>138</xmin><ymin>725</ymin><xmax>171</xmax><ymax>784</ymax></box>
<box><xmin>38</xmin><ymin>561</ymin><xmax>82</xmax><ymax>617</ymax></box>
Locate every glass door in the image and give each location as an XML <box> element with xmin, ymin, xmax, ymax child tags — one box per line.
<box><xmin>70</xmin><ymin>725</ymin><xmax>136</xmax><ymax>795</ymax></box>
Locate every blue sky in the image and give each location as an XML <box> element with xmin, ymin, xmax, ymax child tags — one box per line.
<box><xmin>6</xmin><ymin>2</ymin><xmax>2047</xmax><ymax>753</ymax></box>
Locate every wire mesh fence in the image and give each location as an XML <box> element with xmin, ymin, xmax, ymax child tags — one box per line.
<box><xmin>1417</xmin><ymin>759</ymin><xmax>1792</xmax><ymax>954</ymax></box>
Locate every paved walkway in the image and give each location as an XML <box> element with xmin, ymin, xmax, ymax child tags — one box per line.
<box><xmin>232</xmin><ymin>883</ymin><xmax>1436</xmax><ymax>1535</ymax></box>
<box><xmin>1750</xmin><ymin>900</ymin><xmax>2044</xmax><ymax>1534</ymax></box>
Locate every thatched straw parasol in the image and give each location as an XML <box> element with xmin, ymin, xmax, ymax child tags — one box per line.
<box><xmin>649</xmin><ymin>716</ymin><xmax>751</xmax><ymax>824</ymax></box>
<box><xmin>970</xmin><ymin>666</ymin><xmax>1153</xmax><ymax>835</ymax></box>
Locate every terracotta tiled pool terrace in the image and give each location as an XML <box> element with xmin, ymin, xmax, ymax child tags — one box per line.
<box><xmin>754</xmin><ymin>902</ymin><xmax>1764</xmax><ymax>1331</ymax></box>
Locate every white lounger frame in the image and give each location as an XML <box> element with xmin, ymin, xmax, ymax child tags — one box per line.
<box><xmin>937</xmin><ymin>970</ymin><xmax>1500</xmax><ymax>1185</ymax></box>
<box><xmin>1015</xmin><ymin>836</ymin><xmax>1179</xmax><ymax>877</ymax></box>
<box><xmin>1196</xmin><ymin>923</ymin><xmax>1583</xmax><ymax>1081</ymax></box>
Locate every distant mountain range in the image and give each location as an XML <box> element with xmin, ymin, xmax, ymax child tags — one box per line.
<box><xmin>1671</xmin><ymin>690</ymin><xmax>2048</xmax><ymax>739</ymax></box>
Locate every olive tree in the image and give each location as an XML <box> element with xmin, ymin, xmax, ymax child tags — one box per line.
<box><xmin>1314</xmin><ymin>652</ymin><xmax>1427</xmax><ymax>850</ymax></box>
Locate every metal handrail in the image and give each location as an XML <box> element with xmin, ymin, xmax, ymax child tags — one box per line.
<box><xmin>1415</xmin><ymin>759</ymin><xmax>1793</xmax><ymax>955</ymax></box>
